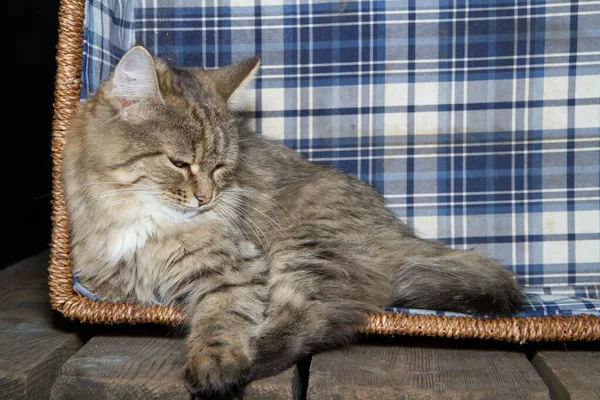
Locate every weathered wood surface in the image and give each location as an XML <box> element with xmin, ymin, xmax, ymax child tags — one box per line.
<box><xmin>244</xmin><ymin>361</ymin><xmax>306</xmax><ymax>400</ymax></box>
<box><xmin>50</xmin><ymin>335</ymin><xmax>189</xmax><ymax>400</ymax></box>
<box><xmin>531</xmin><ymin>350</ymin><xmax>600</xmax><ymax>400</ymax></box>
<box><xmin>2</xmin><ymin>252</ymin><xmax>599</xmax><ymax>400</ymax></box>
<box><xmin>307</xmin><ymin>344</ymin><xmax>550</xmax><ymax>400</ymax></box>
<box><xmin>0</xmin><ymin>250</ymin><xmax>84</xmax><ymax>400</ymax></box>
<box><xmin>51</xmin><ymin>334</ymin><xmax>303</xmax><ymax>400</ymax></box>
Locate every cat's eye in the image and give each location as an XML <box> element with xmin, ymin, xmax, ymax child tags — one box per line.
<box><xmin>212</xmin><ymin>163</ymin><xmax>226</xmax><ymax>176</ymax></box>
<box><xmin>169</xmin><ymin>158</ymin><xmax>189</xmax><ymax>169</ymax></box>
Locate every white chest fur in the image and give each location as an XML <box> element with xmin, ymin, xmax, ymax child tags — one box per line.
<box><xmin>107</xmin><ymin>219</ymin><xmax>157</xmax><ymax>263</ymax></box>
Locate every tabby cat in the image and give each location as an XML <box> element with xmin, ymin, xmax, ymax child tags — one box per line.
<box><xmin>62</xmin><ymin>45</ymin><xmax>523</xmax><ymax>398</ymax></box>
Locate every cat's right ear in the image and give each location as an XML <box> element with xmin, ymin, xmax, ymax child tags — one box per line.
<box><xmin>109</xmin><ymin>45</ymin><xmax>164</xmax><ymax>120</ymax></box>
<box><xmin>201</xmin><ymin>56</ymin><xmax>261</xmax><ymax>110</ymax></box>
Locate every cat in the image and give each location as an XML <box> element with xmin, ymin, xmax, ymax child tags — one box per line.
<box><xmin>62</xmin><ymin>45</ymin><xmax>523</xmax><ymax>398</ymax></box>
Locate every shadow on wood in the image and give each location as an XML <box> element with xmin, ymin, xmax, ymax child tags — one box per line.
<box><xmin>0</xmin><ymin>251</ymin><xmax>84</xmax><ymax>400</ymax></box>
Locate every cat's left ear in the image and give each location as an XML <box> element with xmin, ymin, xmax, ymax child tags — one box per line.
<box><xmin>109</xmin><ymin>45</ymin><xmax>165</xmax><ymax>119</ymax></box>
<box><xmin>201</xmin><ymin>56</ymin><xmax>261</xmax><ymax>108</ymax></box>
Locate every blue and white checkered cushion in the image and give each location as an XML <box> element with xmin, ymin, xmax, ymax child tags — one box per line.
<box><xmin>76</xmin><ymin>0</ymin><xmax>600</xmax><ymax>317</ymax></box>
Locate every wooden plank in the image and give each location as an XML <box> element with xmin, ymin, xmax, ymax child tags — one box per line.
<box><xmin>0</xmin><ymin>250</ymin><xmax>54</xmax><ymax>315</ymax></box>
<box><xmin>50</xmin><ymin>335</ymin><xmax>188</xmax><ymax>400</ymax></box>
<box><xmin>0</xmin><ymin>250</ymin><xmax>84</xmax><ymax>400</ymax></box>
<box><xmin>307</xmin><ymin>344</ymin><xmax>550</xmax><ymax>400</ymax></box>
<box><xmin>531</xmin><ymin>350</ymin><xmax>600</xmax><ymax>400</ymax></box>
<box><xmin>51</xmin><ymin>335</ymin><xmax>304</xmax><ymax>399</ymax></box>
<box><xmin>244</xmin><ymin>358</ymin><xmax>308</xmax><ymax>400</ymax></box>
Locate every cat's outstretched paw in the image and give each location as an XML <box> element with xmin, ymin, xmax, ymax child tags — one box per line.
<box><xmin>185</xmin><ymin>340</ymin><xmax>252</xmax><ymax>399</ymax></box>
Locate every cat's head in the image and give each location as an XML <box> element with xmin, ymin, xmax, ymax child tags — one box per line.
<box><xmin>63</xmin><ymin>45</ymin><xmax>259</xmax><ymax>220</ymax></box>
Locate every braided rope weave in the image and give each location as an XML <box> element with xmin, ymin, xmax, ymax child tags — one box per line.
<box><xmin>48</xmin><ymin>0</ymin><xmax>599</xmax><ymax>342</ymax></box>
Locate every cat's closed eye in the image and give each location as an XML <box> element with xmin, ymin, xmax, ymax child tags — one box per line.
<box><xmin>212</xmin><ymin>163</ymin><xmax>226</xmax><ymax>177</ymax></box>
<box><xmin>169</xmin><ymin>158</ymin><xmax>189</xmax><ymax>169</ymax></box>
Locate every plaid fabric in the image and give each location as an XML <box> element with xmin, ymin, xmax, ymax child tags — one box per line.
<box><xmin>78</xmin><ymin>0</ymin><xmax>600</xmax><ymax>317</ymax></box>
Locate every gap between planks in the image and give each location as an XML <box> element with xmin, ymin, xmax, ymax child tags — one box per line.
<box><xmin>531</xmin><ymin>347</ymin><xmax>600</xmax><ymax>400</ymax></box>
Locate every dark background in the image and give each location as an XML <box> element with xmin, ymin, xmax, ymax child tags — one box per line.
<box><xmin>3</xmin><ymin>0</ymin><xmax>60</xmax><ymax>269</ymax></box>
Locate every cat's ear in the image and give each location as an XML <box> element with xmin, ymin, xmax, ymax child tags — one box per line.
<box><xmin>203</xmin><ymin>56</ymin><xmax>261</xmax><ymax>107</ymax></box>
<box><xmin>109</xmin><ymin>45</ymin><xmax>164</xmax><ymax>119</ymax></box>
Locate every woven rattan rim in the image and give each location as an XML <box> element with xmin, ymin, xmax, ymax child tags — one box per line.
<box><xmin>49</xmin><ymin>0</ymin><xmax>599</xmax><ymax>343</ymax></box>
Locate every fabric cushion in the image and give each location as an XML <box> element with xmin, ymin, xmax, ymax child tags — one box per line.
<box><xmin>76</xmin><ymin>0</ymin><xmax>600</xmax><ymax>317</ymax></box>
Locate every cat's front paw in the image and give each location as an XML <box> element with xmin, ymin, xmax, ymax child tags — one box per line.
<box><xmin>185</xmin><ymin>339</ymin><xmax>253</xmax><ymax>398</ymax></box>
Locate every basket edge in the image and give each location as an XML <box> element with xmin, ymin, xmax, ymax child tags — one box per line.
<box><xmin>49</xmin><ymin>0</ymin><xmax>86</xmax><ymax>312</ymax></box>
<box><xmin>47</xmin><ymin>0</ymin><xmax>599</xmax><ymax>344</ymax></box>
<box><xmin>359</xmin><ymin>312</ymin><xmax>600</xmax><ymax>343</ymax></box>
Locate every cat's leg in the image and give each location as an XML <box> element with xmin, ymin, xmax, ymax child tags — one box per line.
<box><xmin>180</xmin><ymin>241</ymin><xmax>270</xmax><ymax>398</ymax></box>
<box><xmin>246</xmin><ymin>241</ymin><xmax>391</xmax><ymax>381</ymax></box>
<box><xmin>184</xmin><ymin>281</ymin><xmax>268</xmax><ymax>398</ymax></box>
<box><xmin>182</xmin><ymin>238</ymin><xmax>383</xmax><ymax>396</ymax></box>
<box><xmin>248</xmin><ymin>285</ymin><xmax>361</xmax><ymax>380</ymax></box>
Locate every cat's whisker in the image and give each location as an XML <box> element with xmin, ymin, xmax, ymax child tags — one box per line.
<box><xmin>213</xmin><ymin>203</ymin><xmax>253</xmax><ymax>244</ymax></box>
<box><xmin>213</xmin><ymin>207</ymin><xmax>247</xmax><ymax>241</ymax></box>
<box><xmin>78</xmin><ymin>186</ymin><xmax>155</xmax><ymax>196</ymax></box>
<box><xmin>98</xmin><ymin>191</ymin><xmax>157</xmax><ymax>204</ymax></box>
<box><xmin>245</xmin><ymin>195</ymin><xmax>290</xmax><ymax>225</ymax></box>
<box><xmin>224</xmin><ymin>195</ymin><xmax>284</xmax><ymax>232</ymax></box>
<box><xmin>235</xmin><ymin>153</ymin><xmax>254</xmax><ymax>166</ymax></box>
<box><xmin>101</xmin><ymin>198</ymin><xmax>139</xmax><ymax>208</ymax></box>
<box><xmin>34</xmin><ymin>192</ymin><xmax>52</xmax><ymax>200</ymax></box>
<box><xmin>218</xmin><ymin>200</ymin><xmax>268</xmax><ymax>248</ymax></box>
<box><xmin>239</xmin><ymin>215</ymin><xmax>269</xmax><ymax>248</ymax></box>
<box><xmin>213</xmin><ymin>208</ymin><xmax>235</xmax><ymax>233</ymax></box>
<box><xmin>97</xmin><ymin>113</ymin><xmax>120</xmax><ymax>129</ymax></box>
<box><xmin>95</xmin><ymin>188</ymin><xmax>154</xmax><ymax>195</ymax></box>
<box><xmin>231</xmin><ymin>193</ymin><xmax>286</xmax><ymax>226</ymax></box>
<box><xmin>92</xmin><ymin>189</ymin><xmax>156</xmax><ymax>201</ymax></box>
<box><xmin>100</xmin><ymin>194</ymin><xmax>147</xmax><ymax>204</ymax></box>
<box><xmin>216</xmin><ymin>200</ymin><xmax>256</xmax><ymax>241</ymax></box>
<box><xmin>79</xmin><ymin>184</ymin><xmax>156</xmax><ymax>191</ymax></box>
<box><xmin>79</xmin><ymin>181</ymin><xmax>141</xmax><ymax>186</ymax></box>
<box><xmin>222</xmin><ymin>187</ymin><xmax>300</xmax><ymax>226</ymax></box>
<box><xmin>80</xmin><ymin>187</ymin><xmax>157</xmax><ymax>196</ymax></box>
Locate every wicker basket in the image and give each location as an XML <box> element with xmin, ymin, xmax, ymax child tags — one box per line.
<box><xmin>48</xmin><ymin>0</ymin><xmax>599</xmax><ymax>343</ymax></box>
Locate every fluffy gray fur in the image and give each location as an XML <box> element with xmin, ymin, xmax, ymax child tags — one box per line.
<box><xmin>62</xmin><ymin>46</ymin><xmax>523</xmax><ymax>398</ymax></box>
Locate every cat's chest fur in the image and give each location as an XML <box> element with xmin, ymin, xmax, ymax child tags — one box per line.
<box><xmin>100</xmin><ymin>205</ymin><xmax>224</xmax><ymax>268</ymax></box>
<box><xmin>107</xmin><ymin>219</ymin><xmax>157</xmax><ymax>263</ymax></box>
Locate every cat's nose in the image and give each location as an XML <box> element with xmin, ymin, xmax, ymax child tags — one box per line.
<box><xmin>194</xmin><ymin>193</ymin><xmax>212</xmax><ymax>206</ymax></box>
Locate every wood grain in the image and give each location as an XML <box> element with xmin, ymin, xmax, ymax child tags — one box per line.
<box><xmin>244</xmin><ymin>359</ymin><xmax>307</xmax><ymax>400</ymax></box>
<box><xmin>50</xmin><ymin>335</ymin><xmax>188</xmax><ymax>400</ymax></box>
<box><xmin>51</xmin><ymin>335</ymin><xmax>303</xmax><ymax>399</ymax></box>
<box><xmin>0</xmin><ymin>250</ymin><xmax>53</xmax><ymax>314</ymax></box>
<box><xmin>307</xmin><ymin>344</ymin><xmax>550</xmax><ymax>400</ymax></box>
<box><xmin>0</xmin><ymin>250</ymin><xmax>84</xmax><ymax>400</ymax></box>
<box><xmin>531</xmin><ymin>350</ymin><xmax>600</xmax><ymax>400</ymax></box>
